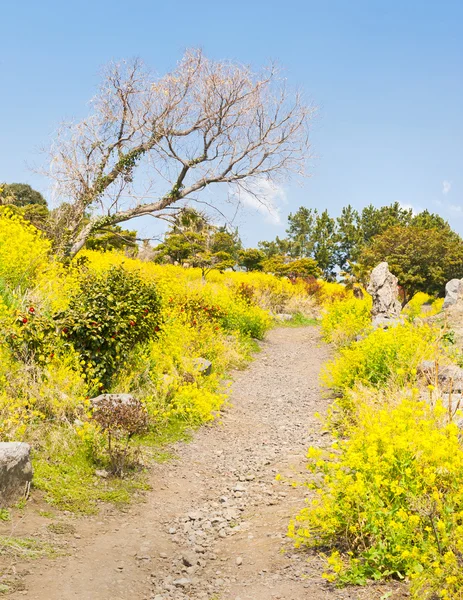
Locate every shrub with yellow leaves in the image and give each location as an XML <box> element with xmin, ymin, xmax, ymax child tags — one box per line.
<box><xmin>321</xmin><ymin>294</ymin><xmax>372</xmax><ymax>346</ymax></box>
<box><xmin>322</xmin><ymin>322</ymin><xmax>439</xmax><ymax>393</ymax></box>
<box><xmin>290</xmin><ymin>397</ymin><xmax>463</xmax><ymax>598</ymax></box>
<box><xmin>0</xmin><ymin>207</ymin><xmax>51</xmax><ymax>289</ymax></box>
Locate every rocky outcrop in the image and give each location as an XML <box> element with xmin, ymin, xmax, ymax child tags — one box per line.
<box><xmin>367</xmin><ymin>262</ymin><xmax>402</xmax><ymax>327</ymax></box>
<box><xmin>437</xmin><ymin>279</ymin><xmax>463</xmax><ymax>349</ymax></box>
<box><xmin>418</xmin><ymin>361</ymin><xmax>463</xmax><ymax>392</ymax></box>
<box><xmin>443</xmin><ymin>279</ymin><xmax>463</xmax><ymax>309</ymax></box>
<box><xmin>0</xmin><ymin>442</ymin><xmax>33</xmax><ymax>508</ymax></box>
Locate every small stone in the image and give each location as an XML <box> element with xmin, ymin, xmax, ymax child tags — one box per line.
<box><xmin>182</xmin><ymin>551</ymin><xmax>197</xmax><ymax>567</ymax></box>
<box><xmin>168</xmin><ymin>527</ymin><xmax>177</xmax><ymax>534</ymax></box>
<box><xmin>233</xmin><ymin>483</ymin><xmax>246</xmax><ymax>492</ymax></box>
<box><xmin>173</xmin><ymin>577</ymin><xmax>191</xmax><ymax>588</ymax></box>
<box><xmin>236</xmin><ymin>556</ymin><xmax>243</xmax><ymax>566</ymax></box>
<box><xmin>95</xmin><ymin>469</ymin><xmax>109</xmax><ymax>478</ymax></box>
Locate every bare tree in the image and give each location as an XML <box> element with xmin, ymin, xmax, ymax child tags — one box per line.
<box><xmin>46</xmin><ymin>49</ymin><xmax>314</xmax><ymax>258</ymax></box>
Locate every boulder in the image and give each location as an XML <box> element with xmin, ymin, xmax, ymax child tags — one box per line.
<box><xmin>0</xmin><ymin>443</ymin><xmax>33</xmax><ymax>508</ymax></box>
<box><xmin>90</xmin><ymin>393</ymin><xmax>141</xmax><ymax>409</ymax></box>
<box><xmin>443</xmin><ymin>279</ymin><xmax>463</xmax><ymax>309</ymax></box>
<box><xmin>367</xmin><ymin>262</ymin><xmax>402</xmax><ymax>327</ymax></box>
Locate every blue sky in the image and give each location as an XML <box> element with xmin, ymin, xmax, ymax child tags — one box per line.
<box><xmin>1</xmin><ymin>0</ymin><xmax>462</xmax><ymax>245</ymax></box>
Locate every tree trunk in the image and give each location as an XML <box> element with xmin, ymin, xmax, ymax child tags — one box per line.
<box><xmin>67</xmin><ymin>222</ymin><xmax>94</xmax><ymax>259</ymax></box>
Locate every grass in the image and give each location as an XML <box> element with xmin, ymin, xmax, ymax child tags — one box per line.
<box><xmin>47</xmin><ymin>522</ymin><xmax>76</xmax><ymax>535</ymax></box>
<box><xmin>0</xmin><ymin>511</ymin><xmax>10</xmax><ymax>523</ymax></box>
<box><xmin>33</xmin><ymin>427</ymin><xmax>150</xmax><ymax>514</ymax></box>
<box><xmin>0</xmin><ymin>535</ymin><xmax>55</xmax><ymax>559</ymax></box>
<box><xmin>32</xmin><ymin>416</ymin><xmax>198</xmax><ymax>514</ymax></box>
<box><xmin>280</xmin><ymin>312</ymin><xmax>319</xmax><ymax>327</ymax></box>
<box><xmin>37</xmin><ymin>510</ymin><xmax>55</xmax><ymax>518</ymax></box>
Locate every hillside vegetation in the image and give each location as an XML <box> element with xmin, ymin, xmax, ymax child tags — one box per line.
<box><xmin>291</xmin><ymin>291</ymin><xmax>463</xmax><ymax>600</ymax></box>
<box><xmin>0</xmin><ymin>206</ymin><xmax>327</xmax><ymax>512</ymax></box>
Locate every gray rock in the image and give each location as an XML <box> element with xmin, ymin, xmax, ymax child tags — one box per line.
<box><xmin>90</xmin><ymin>393</ymin><xmax>141</xmax><ymax>409</ymax></box>
<box><xmin>193</xmin><ymin>358</ymin><xmax>212</xmax><ymax>376</ymax></box>
<box><xmin>274</xmin><ymin>313</ymin><xmax>292</xmax><ymax>322</ymax></box>
<box><xmin>367</xmin><ymin>262</ymin><xmax>402</xmax><ymax>323</ymax></box>
<box><xmin>417</xmin><ymin>361</ymin><xmax>463</xmax><ymax>392</ymax></box>
<box><xmin>0</xmin><ymin>442</ymin><xmax>32</xmax><ymax>508</ymax></box>
<box><xmin>233</xmin><ymin>483</ymin><xmax>246</xmax><ymax>492</ymax></box>
<box><xmin>371</xmin><ymin>315</ymin><xmax>404</xmax><ymax>329</ymax></box>
<box><xmin>417</xmin><ymin>360</ymin><xmax>435</xmax><ymax>375</ymax></box>
<box><xmin>95</xmin><ymin>469</ymin><xmax>109</xmax><ymax>478</ymax></box>
<box><xmin>443</xmin><ymin>279</ymin><xmax>463</xmax><ymax>309</ymax></box>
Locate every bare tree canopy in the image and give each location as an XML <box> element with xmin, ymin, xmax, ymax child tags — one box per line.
<box><xmin>47</xmin><ymin>49</ymin><xmax>315</xmax><ymax>258</ymax></box>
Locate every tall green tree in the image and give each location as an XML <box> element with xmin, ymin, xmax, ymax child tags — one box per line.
<box><xmin>286</xmin><ymin>207</ymin><xmax>316</xmax><ymax>258</ymax></box>
<box><xmin>359</xmin><ymin>202</ymin><xmax>412</xmax><ymax>244</ymax></box>
<box><xmin>238</xmin><ymin>248</ymin><xmax>266</xmax><ymax>271</ymax></box>
<box><xmin>154</xmin><ymin>209</ymin><xmax>241</xmax><ymax>277</ymax></box>
<box><xmin>258</xmin><ymin>237</ymin><xmax>290</xmax><ymax>258</ymax></box>
<box><xmin>360</xmin><ymin>225</ymin><xmax>463</xmax><ymax>304</ymax></box>
<box><xmin>312</xmin><ymin>209</ymin><xmax>337</xmax><ymax>279</ymax></box>
<box><xmin>411</xmin><ymin>209</ymin><xmax>452</xmax><ymax>231</ymax></box>
<box><xmin>0</xmin><ymin>183</ymin><xmax>47</xmax><ymax>207</ymax></box>
<box><xmin>336</xmin><ymin>204</ymin><xmax>361</xmax><ymax>272</ymax></box>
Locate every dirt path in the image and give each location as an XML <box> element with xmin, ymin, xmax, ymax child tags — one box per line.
<box><xmin>4</xmin><ymin>327</ymin><xmax>401</xmax><ymax>600</ymax></box>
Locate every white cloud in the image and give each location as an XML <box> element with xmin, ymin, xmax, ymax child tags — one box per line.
<box><xmin>399</xmin><ymin>202</ymin><xmax>419</xmax><ymax>215</ymax></box>
<box><xmin>233</xmin><ymin>178</ymin><xmax>286</xmax><ymax>225</ymax></box>
<box><xmin>443</xmin><ymin>180</ymin><xmax>452</xmax><ymax>195</ymax></box>
<box><xmin>449</xmin><ymin>204</ymin><xmax>462</xmax><ymax>214</ymax></box>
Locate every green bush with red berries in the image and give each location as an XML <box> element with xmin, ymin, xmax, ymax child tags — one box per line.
<box><xmin>56</xmin><ymin>266</ymin><xmax>161</xmax><ymax>389</ymax></box>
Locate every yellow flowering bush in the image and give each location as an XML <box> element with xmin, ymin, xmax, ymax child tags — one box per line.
<box><xmin>322</xmin><ymin>322</ymin><xmax>439</xmax><ymax>393</ymax></box>
<box><xmin>403</xmin><ymin>292</ymin><xmax>444</xmax><ymax>321</ymax></box>
<box><xmin>321</xmin><ymin>294</ymin><xmax>372</xmax><ymax>346</ymax></box>
<box><xmin>0</xmin><ymin>207</ymin><xmax>51</xmax><ymax>289</ymax></box>
<box><xmin>78</xmin><ymin>249</ymin><xmax>315</xmax><ymax>318</ymax></box>
<box><xmin>290</xmin><ymin>398</ymin><xmax>463</xmax><ymax>597</ymax></box>
<box><xmin>316</xmin><ymin>281</ymin><xmax>351</xmax><ymax>304</ymax></box>
<box><xmin>0</xmin><ymin>216</ymin><xmax>317</xmax><ymax>507</ymax></box>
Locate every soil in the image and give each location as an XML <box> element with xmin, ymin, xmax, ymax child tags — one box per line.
<box><xmin>0</xmin><ymin>327</ymin><xmax>407</xmax><ymax>600</ymax></box>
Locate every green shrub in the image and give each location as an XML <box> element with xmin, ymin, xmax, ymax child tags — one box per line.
<box><xmin>57</xmin><ymin>266</ymin><xmax>161</xmax><ymax>389</ymax></box>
